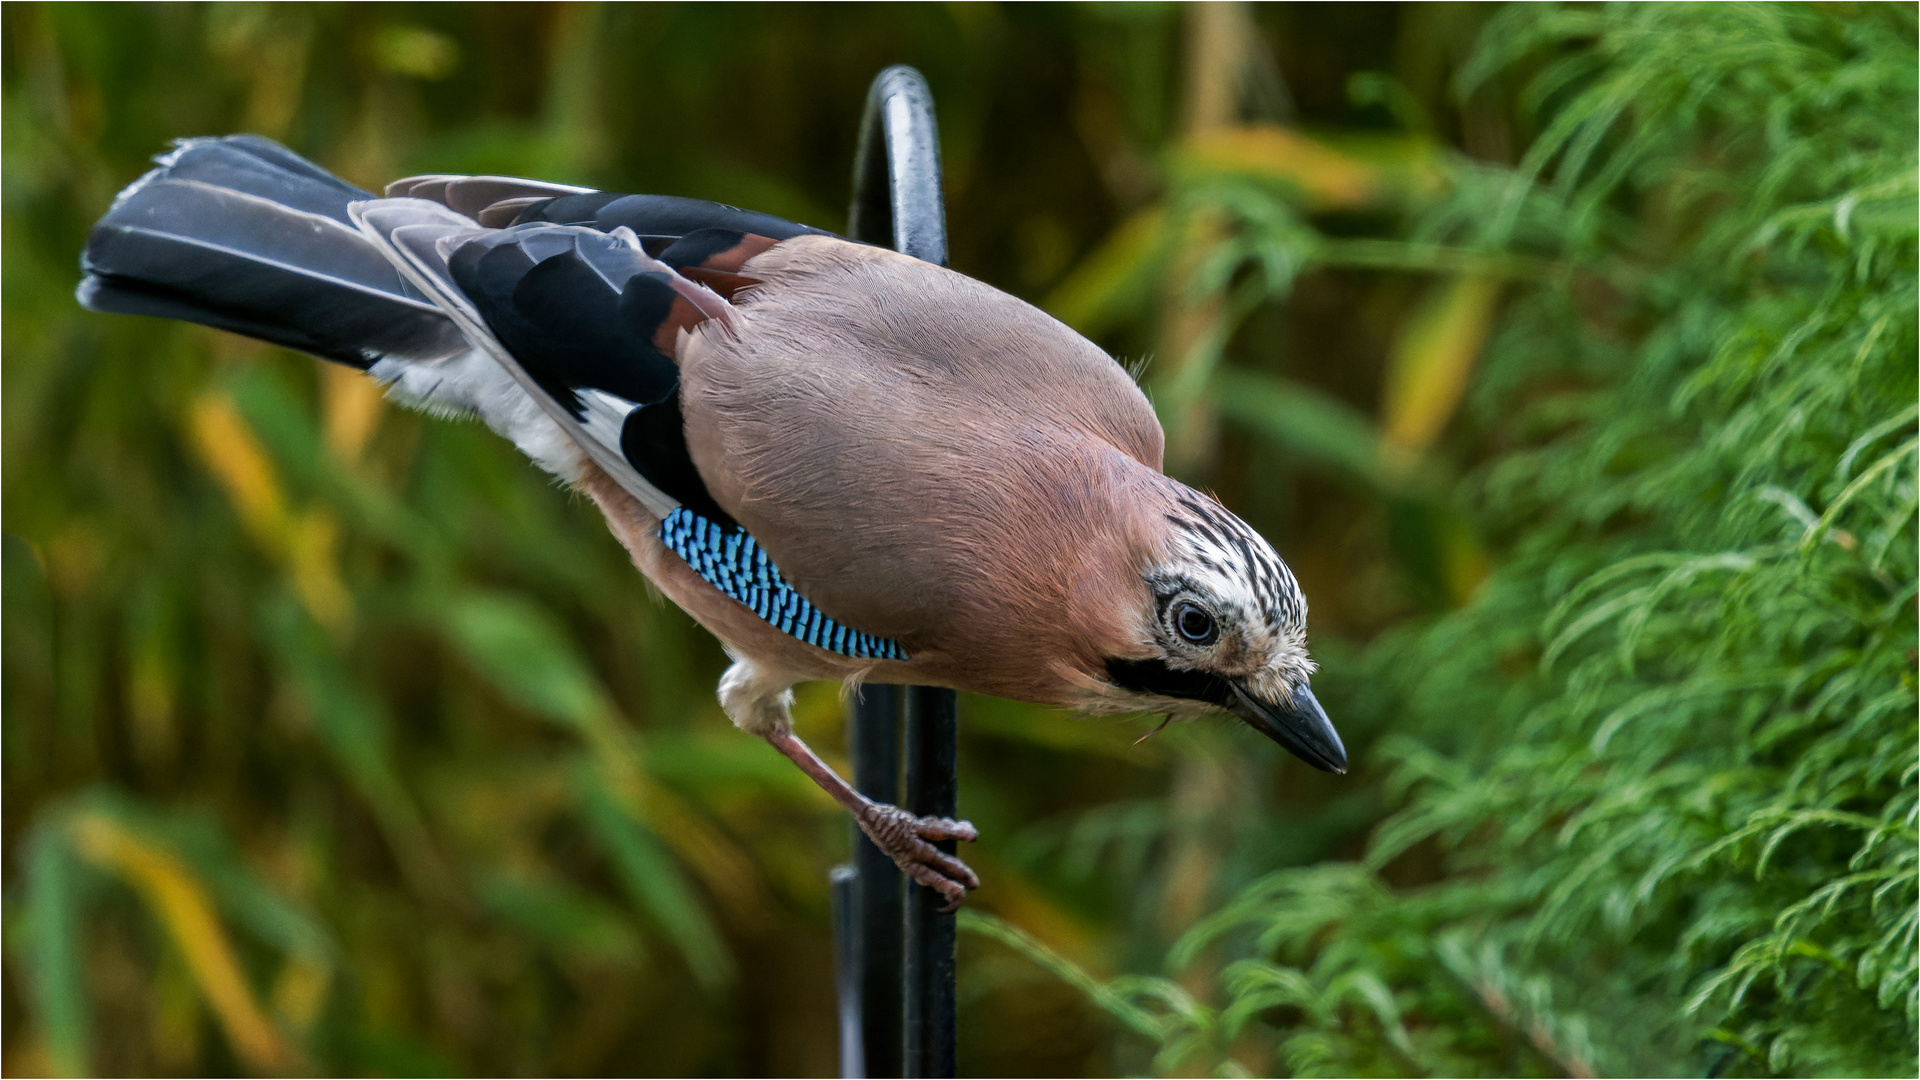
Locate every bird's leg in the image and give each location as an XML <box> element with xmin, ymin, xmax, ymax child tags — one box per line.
<box><xmin>717</xmin><ymin>657</ymin><xmax>980</xmax><ymax>907</ymax></box>
<box><xmin>764</xmin><ymin>729</ymin><xmax>980</xmax><ymax>909</ymax></box>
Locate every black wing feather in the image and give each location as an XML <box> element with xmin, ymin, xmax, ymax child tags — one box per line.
<box><xmin>507</xmin><ymin>252</ymin><xmax>678</xmax><ymax>406</ymax></box>
<box><xmin>619</xmin><ymin>397</ymin><xmax>736</xmax><ymax>527</ymax></box>
<box><xmin>443</xmin><ymin>223</ymin><xmax>732</xmax><ymax>523</ymax></box>
<box><xmin>506</xmin><ymin>192</ymin><xmax>832</xmax><ymax>249</ymax></box>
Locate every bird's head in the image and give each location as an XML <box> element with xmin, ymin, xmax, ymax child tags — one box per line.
<box><xmin>1081</xmin><ymin>487</ymin><xmax>1346</xmax><ymax>774</ymax></box>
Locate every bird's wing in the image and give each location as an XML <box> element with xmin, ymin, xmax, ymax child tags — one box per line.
<box><xmin>393</xmin><ymin>176</ymin><xmax>837</xmax><ymax>299</ymax></box>
<box><xmin>352</xmin><ymin>199</ymin><xmax>755</xmax><ymax>521</ymax></box>
<box><xmin>380</xmin><ymin>183</ymin><xmax>908</xmax><ymax>660</ymax></box>
<box><xmin>353</xmin><ymin>175</ymin><xmax>852</xmax><ymax>524</ymax></box>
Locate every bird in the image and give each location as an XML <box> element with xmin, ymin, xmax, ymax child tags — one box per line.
<box><xmin>77</xmin><ymin>135</ymin><xmax>1346</xmax><ymax>909</ymax></box>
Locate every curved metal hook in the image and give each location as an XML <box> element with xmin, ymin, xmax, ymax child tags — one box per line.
<box><xmin>850</xmin><ymin>65</ymin><xmax>948</xmax><ymax>267</ymax></box>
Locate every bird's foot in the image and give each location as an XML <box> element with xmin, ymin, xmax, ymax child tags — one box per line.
<box><xmin>857</xmin><ymin>803</ymin><xmax>980</xmax><ymax>911</ymax></box>
<box><xmin>760</xmin><ymin>728</ymin><xmax>981</xmax><ymax>909</ymax></box>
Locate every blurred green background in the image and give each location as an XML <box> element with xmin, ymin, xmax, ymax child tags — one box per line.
<box><xmin>4</xmin><ymin>3</ymin><xmax>1914</xmax><ymax>1076</ymax></box>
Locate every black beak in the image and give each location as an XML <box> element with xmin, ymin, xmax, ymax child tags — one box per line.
<box><xmin>1228</xmin><ymin>682</ymin><xmax>1347</xmax><ymax>774</ymax></box>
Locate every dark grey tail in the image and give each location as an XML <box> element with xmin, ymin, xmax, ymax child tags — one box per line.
<box><xmin>77</xmin><ymin>135</ymin><xmax>464</xmax><ymax>369</ymax></box>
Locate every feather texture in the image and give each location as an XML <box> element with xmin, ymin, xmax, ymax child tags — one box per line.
<box><xmin>348</xmin><ymin>199</ymin><xmax>670</xmax><ymax>511</ymax></box>
<box><xmin>79</xmin><ymin>139</ymin><xmax>466</xmax><ymax>370</ymax></box>
<box><xmin>661</xmin><ymin>508</ymin><xmax>905</xmax><ymax>661</ymax></box>
<box><xmin>385</xmin><ymin>173</ymin><xmax>594</xmax><ymax>217</ymax></box>
<box><xmin>501</xmin><ymin>192</ymin><xmax>832</xmax><ymax>249</ymax></box>
<box><xmin>420</xmin><ymin>217</ymin><xmax>734</xmax><ymax>519</ymax></box>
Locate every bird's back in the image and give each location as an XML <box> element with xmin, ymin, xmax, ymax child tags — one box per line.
<box><xmin>680</xmin><ymin>236</ymin><xmax>1166</xmax><ymax>684</ymax></box>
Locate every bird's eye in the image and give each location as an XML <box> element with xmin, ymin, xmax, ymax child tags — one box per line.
<box><xmin>1172</xmin><ymin>601</ymin><xmax>1217</xmax><ymax>646</ymax></box>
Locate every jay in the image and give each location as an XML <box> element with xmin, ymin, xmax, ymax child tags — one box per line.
<box><xmin>78</xmin><ymin>136</ymin><xmax>1346</xmax><ymax>908</ymax></box>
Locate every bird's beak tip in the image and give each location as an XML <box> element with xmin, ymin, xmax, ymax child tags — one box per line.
<box><xmin>1229</xmin><ymin>682</ymin><xmax>1348</xmax><ymax>775</ymax></box>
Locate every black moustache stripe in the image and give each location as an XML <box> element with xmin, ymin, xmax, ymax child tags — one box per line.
<box><xmin>1105</xmin><ymin>657</ymin><xmax>1235</xmax><ymax>707</ymax></box>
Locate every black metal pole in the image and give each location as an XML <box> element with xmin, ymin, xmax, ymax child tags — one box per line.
<box><xmin>902</xmin><ymin>685</ymin><xmax>958</xmax><ymax>1078</ymax></box>
<box><xmin>849</xmin><ymin>66</ymin><xmax>948</xmax><ymax>268</ymax></box>
<box><xmin>837</xmin><ymin>64</ymin><xmax>957</xmax><ymax>1080</ymax></box>
<box><xmin>848</xmin><ymin>686</ymin><xmax>903</xmax><ymax>1078</ymax></box>
<box><xmin>829</xmin><ymin>864</ymin><xmax>863</xmax><ymax>1078</ymax></box>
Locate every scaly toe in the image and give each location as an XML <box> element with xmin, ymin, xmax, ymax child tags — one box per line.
<box><xmin>917</xmin><ymin>843</ymin><xmax>980</xmax><ymax>891</ymax></box>
<box><xmin>915</xmin><ymin>815</ymin><xmax>979</xmax><ymax>843</ymax></box>
<box><xmin>857</xmin><ymin>803</ymin><xmax>982</xmax><ymax>905</ymax></box>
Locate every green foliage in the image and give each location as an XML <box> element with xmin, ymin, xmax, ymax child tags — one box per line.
<box><xmin>1001</xmin><ymin>4</ymin><xmax>1917</xmax><ymax>1075</ymax></box>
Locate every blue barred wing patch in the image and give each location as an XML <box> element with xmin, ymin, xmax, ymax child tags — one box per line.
<box><xmin>659</xmin><ymin>507</ymin><xmax>908</xmax><ymax>661</ymax></box>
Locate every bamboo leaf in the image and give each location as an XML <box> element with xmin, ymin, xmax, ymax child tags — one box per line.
<box><xmin>1213</xmin><ymin>367</ymin><xmax>1400</xmax><ymax>489</ymax></box>
<box><xmin>70</xmin><ymin>810</ymin><xmax>303</xmax><ymax>1075</ymax></box>
<box><xmin>1381</xmin><ymin>275</ymin><xmax>1501</xmax><ymax>453</ymax></box>
<box><xmin>441</xmin><ymin>590</ymin><xmax>605</xmax><ymax>732</ymax></box>
<box><xmin>1044</xmin><ymin>206</ymin><xmax>1172</xmax><ymax>337</ymax></box>
<box><xmin>1177</xmin><ymin>126</ymin><xmax>1374</xmax><ymax>207</ymax></box>
<box><xmin>572</xmin><ymin>763</ymin><xmax>733</xmax><ymax>991</ymax></box>
<box><xmin>22</xmin><ymin>818</ymin><xmax>91</xmax><ymax>1078</ymax></box>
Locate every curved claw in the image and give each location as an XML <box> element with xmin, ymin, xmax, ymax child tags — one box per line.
<box><xmin>858</xmin><ymin>803</ymin><xmax>981</xmax><ymax>909</ymax></box>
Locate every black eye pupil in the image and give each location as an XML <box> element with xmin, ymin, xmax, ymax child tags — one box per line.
<box><xmin>1175</xmin><ymin>604</ymin><xmax>1215</xmax><ymax>644</ymax></box>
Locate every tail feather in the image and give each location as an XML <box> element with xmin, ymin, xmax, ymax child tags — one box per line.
<box><xmin>145</xmin><ymin>134</ymin><xmax>368</xmax><ymax>224</ymax></box>
<box><xmin>75</xmin><ymin>136</ymin><xmax>773</xmax><ymax>519</ymax></box>
<box><xmin>78</xmin><ymin>137</ymin><xmax>465</xmax><ymax>370</ymax></box>
<box><xmin>384</xmin><ymin>173</ymin><xmax>591</xmax><ymax>218</ymax></box>
<box><xmin>74</xmin><ymin>274</ymin><xmax>362</xmax><ymax>366</ymax></box>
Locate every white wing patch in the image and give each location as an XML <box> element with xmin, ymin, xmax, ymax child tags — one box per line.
<box><xmin>577</xmin><ymin>388</ymin><xmax>641</xmax><ymax>458</ymax></box>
